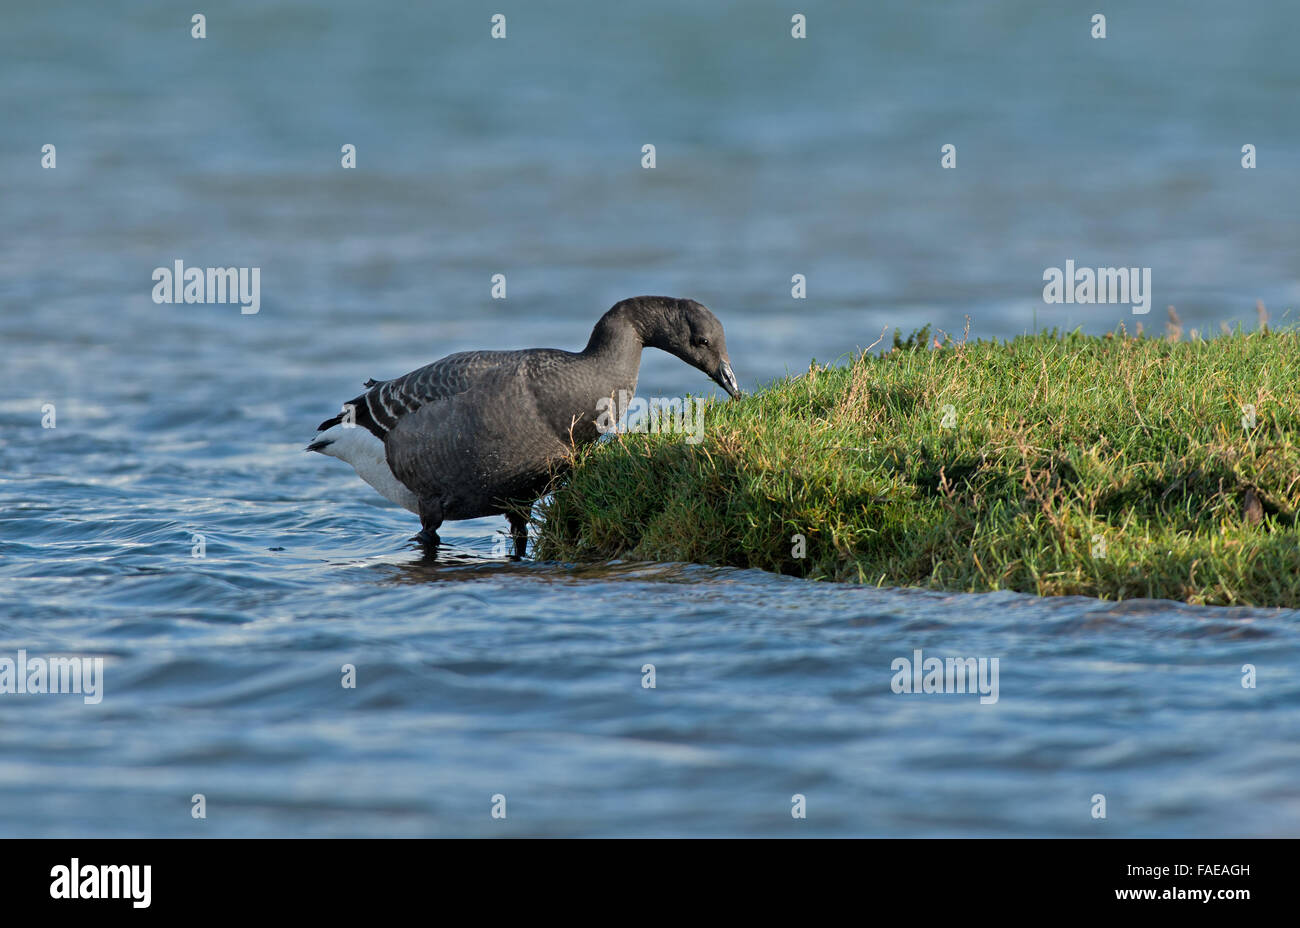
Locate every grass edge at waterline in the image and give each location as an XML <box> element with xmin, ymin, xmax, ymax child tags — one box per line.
<box><xmin>536</xmin><ymin>323</ymin><xmax>1300</xmax><ymax>607</ymax></box>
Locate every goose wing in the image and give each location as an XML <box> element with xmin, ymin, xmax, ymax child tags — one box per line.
<box><xmin>315</xmin><ymin>350</ymin><xmax>521</xmax><ymax>441</ymax></box>
<box><xmin>382</xmin><ymin>359</ymin><xmax>573</xmax><ymax>506</ymax></box>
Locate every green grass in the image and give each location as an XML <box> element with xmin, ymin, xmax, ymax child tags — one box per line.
<box><xmin>536</xmin><ymin>323</ymin><xmax>1300</xmax><ymax>607</ymax></box>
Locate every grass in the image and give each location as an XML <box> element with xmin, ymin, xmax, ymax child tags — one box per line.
<box><xmin>535</xmin><ymin>318</ymin><xmax>1300</xmax><ymax>607</ymax></box>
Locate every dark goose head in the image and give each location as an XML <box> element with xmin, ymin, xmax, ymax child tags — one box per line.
<box><xmin>594</xmin><ymin>295</ymin><xmax>740</xmax><ymax>398</ymax></box>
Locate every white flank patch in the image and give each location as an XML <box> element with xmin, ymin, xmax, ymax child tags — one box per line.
<box><xmin>312</xmin><ymin>424</ymin><xmax>420</xmax><ymax>513</ymax></box>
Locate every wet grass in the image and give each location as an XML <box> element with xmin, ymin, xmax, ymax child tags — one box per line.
<box><xmin>536</xmin><ymin>320</ymin><xmax>1300</xmax><ymax>606</ymax></box>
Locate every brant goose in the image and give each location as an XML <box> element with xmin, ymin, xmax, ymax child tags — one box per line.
<box><xmin>308</xmin><ymin>296</ymin><xmax>739</xmax><ymax>556</ymax></box>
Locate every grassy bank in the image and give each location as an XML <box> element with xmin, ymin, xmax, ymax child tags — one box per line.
<box><xmin>536</xmin><ymin>323</ymin><xmax>1300</xmax><ymax>606</ymax></box>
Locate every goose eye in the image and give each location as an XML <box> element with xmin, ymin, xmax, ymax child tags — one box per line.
<box><xmin>695</xmin><ymin>336</ymin><xmax>710</xmax><ymax>348</ymax></box>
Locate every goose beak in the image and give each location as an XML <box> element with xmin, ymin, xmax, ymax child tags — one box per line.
<box><xmin>713</xmin><ymin>359</ymin><xmax>741</xmax><ymax>399</ymax></box>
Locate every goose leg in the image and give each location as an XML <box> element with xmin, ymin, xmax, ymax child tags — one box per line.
<box><xmin>507</xmin><ymin>510</ymin><xmax>529</xmax><ymax>559</ymax></box>
<box><xmin>415</xmin><ymin>497</ymin><xmax>443</xmax><ymax>552</ymax></box>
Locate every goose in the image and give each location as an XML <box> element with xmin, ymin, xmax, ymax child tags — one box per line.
<box><xmin>308</xmin><ymin>295</ymin><xmax>740</xmax><ymax>556</ymax></box>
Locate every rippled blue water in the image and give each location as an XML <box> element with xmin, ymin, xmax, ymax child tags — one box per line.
<box><xmin>2</xmin><ymin>0</ymin><xmax>1298</xmax><ymax>836</ymax></box>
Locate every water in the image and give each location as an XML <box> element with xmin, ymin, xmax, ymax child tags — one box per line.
<box><xmin>2</xmin><ymin>0</ymin><xmax>1298</xmax><ymax>836</ymax></box>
